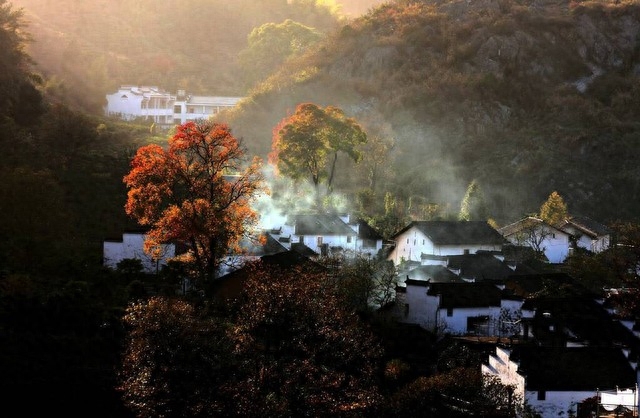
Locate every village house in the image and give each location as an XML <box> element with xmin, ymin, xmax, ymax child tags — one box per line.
<box><xmin>396</xmin><ymin>280</ymin><xmax>529</xmax><ymax>336</ymax></box>
<box><xmin>482</xmin><ymin>345</ymin><xmax>639</xmax><ymax>417</ymax></box>
<box><xmin>557</xmin><ymin>215</ymin><xmax>612</xmax><ymax>254</ymax></box>
<box><xmin>387</xmin><ymin>221</ymin><xmax>506</xmax><ymax>265</ymax></box>
<box><xmin>498</xmin><ymin>217</ymin><xmax>572</xmax><ymax>263</ymax></box>
<box><xmin>104</xmin><ymin>85</ymin><xmax>244</xmax><ymax>127</ymax></box>
<box><xmin>267</xmin><ymin>213</ymin><xmax>384</xmax><ymax>258</ymax></box>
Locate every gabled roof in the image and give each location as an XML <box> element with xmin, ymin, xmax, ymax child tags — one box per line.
<box><xmin>290</xmin><ymin>242</ymin><xmax>318</xmax><ymax>257</ymax></box>
<box><xmin>503</xmin><ymin>273</ymin><xmax>581</xmax><ymax>298</ymax></box>
<box><xmin>355</xmin><ymin>218</ymin><xmax>384</xmax><ymax>240</ymax></box>
<box><xmin>392</xmin><ymin>221</ymin><xmax>506</xmax><ymax>246</ymax></box>
<box><xmin>557</xmin><ymin>216</ymin><xmax>612</xmax><ymax>238</ymax></box>
<box><xmin>427</xmin><ymin>282</ymin><xmax>504</xmax><ymax>309</ymax></box>
<box><xmin>290</xmin><ymin>214</ymin><xmax>357</xmax><ymax>236</ymax></box>
<box><xmin>405</xmin><ymin>265</ymin><xmax>463</xmax><ymax>283</ymax></box>
<box><xmin>498</xmin><ymin>217</ymin><xmax>569</xmax><ymax>238</ymax></box>
<box><xmin>510</xmin><ymin>346</ymin><xmax>636</xmax><ymax>391</ymax></box>
<box><xmin>446</xmin><ymin>253</ymin><xmax>515</xmax><ymax>282</ymax></box>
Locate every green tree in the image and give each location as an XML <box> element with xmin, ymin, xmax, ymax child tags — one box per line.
<box><xmin>539</xmin><ymin>191</ymin><xmax>568</xmax><ymax>226</ymax></box>
<box><xmin>458</xmin><ymin>179</ymin><xmax>488</xmax><ymax>221</ymax></box>
<box><xmin>239</xmin><ymin>19</ymin><xmax>324</xmax><ymax>88</ymax></box>
<box><xmin>270</xmin><ymin>102</ymin><xmax>367</xmax><ymax>202</ymax></box>
<box><xmin>332</xmin><ymin>254</ymin><xmax>397</xmax><ymax>312</ymax></box>
<box><xmin>0</xmin><ymin>0</ymin><xmax>43</xmax><ymax>127</ymax></box>
<box><xmin>123</xmin><ymin>121</ymin><xmax>266</xmax><ymax>287</ymax></box>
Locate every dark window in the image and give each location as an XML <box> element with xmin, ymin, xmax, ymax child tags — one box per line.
<box><xmin>464</xmin><ymin>249</ymin><xmax>470</xmax><ymax>255</ymax></box>
<box><xmin>299</xmin><ymin>236</ymin><xmax>304</xmax><ymax>243</ymax></box>
<box><xmin>347</xmin><ymin>236</ymin><xmax>352</xmax><ymax>243</ymax></box>
<box><xmin>317</xmin><ymin>236</ymin><xmax>323</xmax><ymax>246</ymax></box>
<box><xmin>447</xmin><ymin>308</ymin><xmax>453</xmax><ymax>317</ymax></box>
<box><xmin>173</xmin><ymin>105</ymin><xmax>181</xmax><ymax>113</ymax></box>
<box><xmin>537</xmin><ymin>390</ymin><xmax>546</xmax><ymax>401</ymax></box>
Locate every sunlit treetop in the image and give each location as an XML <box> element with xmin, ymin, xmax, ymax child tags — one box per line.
<box><xmin>124</xmin><ymin>121</ymin><xmax>267</xmax><ymax>285</ymax></box>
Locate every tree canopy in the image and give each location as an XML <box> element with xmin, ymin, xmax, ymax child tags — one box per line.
<box><xmin>0</xmin><ymin>0</ymin><xmax>42</xmax><ymax>127</ymax></box>
<box><xmin>458</xmin><ymin>179</ymin><xmax>488</xmax><ymax>222</ymax></box>
<box><xmin>539</xmin><ymin>191</ymin><xmax>569</xmax><ymax>226</ymax></box>
<box><xmin>118</xmin><ymin>262</ymin><xmax>384</xmax><ymax>417</ymax></box>
<box><xmin>123</xmin><ymin>121</ymin><xmax>266</xmax><ymax>285</ymax></box>
<box><xmin>239</xmin><ymin>19</ymin><xmax>324</xmax><ymax>88</ymax></box>
<box><xmin>270</xmin><ymin>102</ymin><xmax>367</xmax><ymax>202</ymax></box>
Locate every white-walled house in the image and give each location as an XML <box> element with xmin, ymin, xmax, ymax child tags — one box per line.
<box><xmin>482</xmin><ymin>346</ymin><xmax>638</xmax><ymax>417</ymax></box>
<box><xmin>105</xmin><ymin>85</ymin><xmax>244</xmax><ymax>127</ymax></box>
<box><xmin>396</xmin><ymin>281</ymin><xmax>526</xmax><ymax>336</ymax></box>
<box><xmin>499</xmin><ymin>217</ymin><xmax>572</xmax><ymax>263</ymax></box>
<box><xmin>388</xmin><ymin>221</ymin><xmax>506</xmax><ymax>265</ymax></box>
<box><xmin>267</xmin><ymin>214</ymin><xmax>384</xmax><ymax>258</ymax></box>
<box><xmin>103</xmin><ymin>231</ymin><xmax>176</xmax><ymax>274</ymax></box>
<box><xmin>557</xmin><ymin>216</ymin><xmax>612</xmax><ymax>254</ymax></box>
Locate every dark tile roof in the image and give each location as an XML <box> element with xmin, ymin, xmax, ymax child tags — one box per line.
<box><xmin>290</xmin><ymin>242</ymin><xmax>318</xmax><ymax>257</ymax></box>
<box><xmin>405</xmin><ymin>265</ymin><xmax>463</xmax><ymax>283</ymax></box>
<box><xmin>527</xmin><ymin>295</ymin><xmax>637</xmax><ymax>347</ymax></box>
<box><xmin>237</xmin><ymin>232</ymin><xmax>288</xmax><ymax>256</ymax></box>
<box><xmin>558</xmin><ymin>216</ymin><xmax>612</xmax><ymax>237</ymax></box>
<box><xmin>355</xmin><ymin>218</ymin><xmax>384</xmax><ymax>240</ymax></box>
<box><xmin>499</xmin><ymin>217</ymin><xmax>567</xmax><ymax>238</ymax></box>
<box><xmin>427</xmin><ymin>282</ymin><xmax>503</xmax><ymax>309</ymax></box>
<box><xmin>446</xmin><ymin>253</ymin><xmax>515</xmax><ymax>282</ymax></box>
<box><xmin>291</xmin><ymin>214</ymin><xmax>357</xmax><ymax>236</ymax></box>
<box><xmin>502</xmin><ymin>273</ymin><xmax>580</xmax><ymax>298</ymax></box>
<box><xmin>510</xmin><ymin>346</ymin><xmax>637</xmax><ymax>391</ymax></box>
<box><xmin>393</xmin><ymin>221</ymin><xmax>506</xmax><ymax>246</ymax></box>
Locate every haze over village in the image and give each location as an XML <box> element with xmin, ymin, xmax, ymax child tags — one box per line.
<box><xmin>3</xmin><ymin>0</ymin><xmax>640</xmax><ymax>417</ymax></box>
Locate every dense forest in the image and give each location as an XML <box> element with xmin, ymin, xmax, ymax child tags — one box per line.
<box><xmin>3</xmin><ymin>0</ymin><xmax>640</xmax><ymax>416</ymax></box>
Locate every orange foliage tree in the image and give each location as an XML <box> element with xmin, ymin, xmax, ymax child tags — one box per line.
<box><xmin>123</xmin><ymin>121</ymin><xmax>266</xmax><ymax>286</ymax></box>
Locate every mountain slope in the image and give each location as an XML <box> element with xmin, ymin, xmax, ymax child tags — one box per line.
<box><xmin>223</xmin><ymin>0</ymin><xmax>640</xmax><ymax>225</ymax></box>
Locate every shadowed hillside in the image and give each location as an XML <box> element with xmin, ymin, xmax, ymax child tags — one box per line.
<box><xmin>221</xmin><ymin>0</ymin><xmax>640</xmax><ymax>225</ymax></box>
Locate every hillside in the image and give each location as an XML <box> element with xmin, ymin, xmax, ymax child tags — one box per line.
<box><xmin>11</xmin><ymin>0</ymin><xmax>344</xmax><ymax>111</ymax></box>
<box><xmin>220</xmin><ymin>0</ymin><xmax>640</xmax><ymax>225</ymax></box>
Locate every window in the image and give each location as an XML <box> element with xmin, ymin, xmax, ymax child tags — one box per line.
<box><xmin>317</xmin><ymin>236</ymin><xmax>323</xmax><ymax>246</ymax></box>
<box><xmin>414</xmin><ymin>239</ymin><xmax>416</xmax><ymax>245</ymax></box>
<box><xmin>407</xmin><ymin>238</ymin><xmax>409</xmax><ymax>244</ymax></box>
<box><xmin>537</xmin><ymin>390</ymin><xmax>546</xmax><ymax>401</ymax></box>
<box><xmin>422</xmin><ymin>239</ymin><xmax>425</xmax><ymax>245</ymax></box>
<box><xmin>173</xmin><ymin>105</ymin><xmax>181</xmax><ymax>113</ymax></box>
<box><xmin>552</xmin><ymin>233</ymin><xmax>556</xmax><ymax>238</ymax></box>
<box><xmin>299</xmin><ymin>236</ymin><xmax>304</xmax><ymax>243</ymax></box>
<box><xmin>347</xmin><ymin>236</ymin><xmax>352</xmax><ymax>243</ymax></box>
<box><xmin>447</xmin><ymin>308</ymin><xmax>453</xmax><ymax>317</ymax></box>
<box><xmin>464</xmin><ymin>249</ymin><xmax>470</xmax><ymax>255</ymax></box>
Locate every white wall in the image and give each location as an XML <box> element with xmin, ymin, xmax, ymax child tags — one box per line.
<box><xmin>103</xmin><ymin>233</ymin><xmax>175</xmax><ymax>274</ymax></box>
<box><xmin>105</xmin><ymin>91</ymin><xmax>147</xmax><ymax>120</ymax></box>
<box><xmin>525</xmin><ymin>390</ymin><xmax>594</xmax><ymax>417</ymax></box>
<box><xmin>438</xmin><ymin>306</ymin><xmax>501</xmax><ymax>335</ymax></box>
<box><xmin>541</xmin><ymin>231</ymin><xmax>571</xmax><ymax>263</ymax></box>
<box><xmin>482</xmin><ymin>346</ymin><xmax>526</xmax><ymax>405</ymax></box>
<box><xmin>399</xmin><ymin>284</ymin><xmax>438</xmax><ymax>330</ymax></box>
<box><xmin>389</xmin><ymin>227</ymin><xmax>502</xmax><ymax>265</ymax></box>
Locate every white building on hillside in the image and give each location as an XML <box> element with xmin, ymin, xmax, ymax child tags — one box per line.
<box><xmin>105</xmin><ymin>85</ymin><xmax>244</xmax><ymax>127</ymax></box>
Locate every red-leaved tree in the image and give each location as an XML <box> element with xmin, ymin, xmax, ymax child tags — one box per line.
<box><xmin>123</xmin><ymin>121</ymin><xmax>266</xmax><ymax>286</ymax></box>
